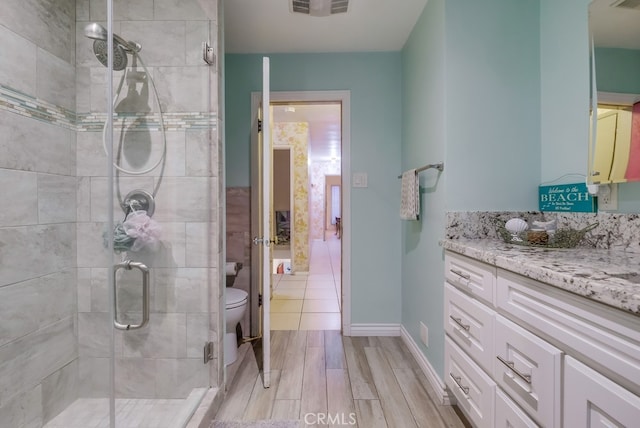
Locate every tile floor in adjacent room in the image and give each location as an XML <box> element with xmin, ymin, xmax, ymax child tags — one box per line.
<box><xmin>270</xmin><ymin>232</ymin><xmax>341</xmax><ymax>331</ymax></box>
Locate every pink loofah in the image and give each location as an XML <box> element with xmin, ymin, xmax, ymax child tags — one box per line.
<box><xmin>122</xmin><ymin>210</ymin><xmax>161</xmax><ymax>251</ymax></box>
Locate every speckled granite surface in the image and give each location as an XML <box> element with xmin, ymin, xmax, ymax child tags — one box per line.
<box><xmin>446</xmin><ymin>211</ymin><xmax>640</xmax><ymax>253</ymax></box>
<box><xmin>442</xmin><ymin>238</ymin><xmax>640</xmax><ymax>316</ymax></box>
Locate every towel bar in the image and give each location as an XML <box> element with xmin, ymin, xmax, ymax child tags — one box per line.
<box><xmin>397</xmin><ymin>162</ymin><xmax>444</xmax><ymax>178</ymax></box>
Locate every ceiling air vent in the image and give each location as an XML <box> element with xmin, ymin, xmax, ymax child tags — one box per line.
<box><xmin>611</xmin><ymin>0</ymin><xmax>640</xmax><ymax>10</ymax></box>
<box><xmin>291</xmin><ymin>0</ymin><xmax>350</xmax><ymax>17</ymax></box>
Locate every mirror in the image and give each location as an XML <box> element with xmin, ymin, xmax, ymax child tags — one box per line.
<box><xmin>588</xmin><ymin>0</ymin><xmax>640</xmax><ymax>183</ymax></box>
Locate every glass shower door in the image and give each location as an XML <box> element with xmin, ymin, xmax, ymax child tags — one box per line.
<box><xmin>77</xmin><ymin>0</ymin><xmax>219</xmax><ymax>426</ymax></box>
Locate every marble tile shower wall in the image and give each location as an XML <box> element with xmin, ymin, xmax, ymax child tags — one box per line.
<box><xmin>74</xmin><ymin>0</ymin><xmax>221</xmax><ymax>402</ymax></box>
<box><xmin>0</xmin><ymin>0</ymin><xmax>221</xmax><ymax>425</ymax></box>
<box><xmin>0</xmin><ymin>0</ymin><xmax>77</xmax><ymax>426</ymax></box>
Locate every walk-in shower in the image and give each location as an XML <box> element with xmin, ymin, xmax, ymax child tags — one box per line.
<box><xmin>0</xmin><ymin>1</ymin><xmax>222</xmax><ymax>427</ymax></box>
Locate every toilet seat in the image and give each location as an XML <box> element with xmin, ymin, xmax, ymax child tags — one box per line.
<box><xmin>226</xmin><ymin>288</ymin><xmax>248</xmax><ymax>309</ymax></box>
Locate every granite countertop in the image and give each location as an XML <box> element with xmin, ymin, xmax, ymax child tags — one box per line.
<box><xmin>442</xmin><ymin>238</ymin><xmax>640</xmax><ymax>316</ymax></box>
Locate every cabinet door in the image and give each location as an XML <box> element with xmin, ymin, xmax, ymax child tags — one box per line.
<box><xmin>497</xmin><ymin>269</ymin><xmax>640</xmax><ymax>397</ymax></box>
<box><xmin>445</xmin><ymin>336</ymin><xmax>496</xmax><ymax>428</ymax></box>
<box><xmin>495</xmin><ymin>389</ymin><xmax>539</xmax><ymax>428</ymax></box>
<box><xmin>445</xmin><ymin>282</ymin><xmax>495</xmax><ymax>373</ymax></box>
<box><xmin>564</xmin><ymin>356</ymin><xmax>640</xmax><ymax>428</ymax></box>
<box><xmin>445</xmin><ymin>252</ymin><xmax>496</xmax><ymax>307</ymax></box>
<box><xmin>494</xmin><ymin>316</ymin><xmax>561</xmax><ymax>427</ymax></box>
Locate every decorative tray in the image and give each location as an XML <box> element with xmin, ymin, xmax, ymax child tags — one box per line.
<box><xmin>494</xmin><ymin>218</ymin><xmax>598</xmax><ymax>249</ymax></box>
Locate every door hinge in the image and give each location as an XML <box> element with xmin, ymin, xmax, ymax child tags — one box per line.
<box><xmin>258</xmin><ymin>293</ymin><xmax>263</xmax><ymax>306</ymax></box>
<box><xmin>258</xmin><ymin>119</ymin><xmax>262</xmax><ymax>132</ymax></box>
<box><xmin>203</xmin><ymin>341</ymin><xmax>213</xmax><ymax>364</ymax></box>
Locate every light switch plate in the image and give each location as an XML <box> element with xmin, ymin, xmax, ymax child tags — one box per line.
<box><xmin>352</xmin><ymin>172</ymin><xmax>368</xmax><ymax>188</ymax></box>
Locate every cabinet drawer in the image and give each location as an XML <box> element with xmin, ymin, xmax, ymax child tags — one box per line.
<box><xmin>497</xmin><ymin>269</ymin><xmax>640</xmax><ymax>396</ymax></box>
<box><xmin>564</xmin><ymin>356</ymin><xmax>640</xmax><ymax>428</ymax></box>
<box><xmin>494</xmin><ymin>316</ymin><xmax>561</xmax><ymax>428</ymax></box>
<box><xmin>445</xmin><ymin>336</ymin><xmax>496</xmax><ymax>428</ymax></box>
<box><xmin>445</xmin><ymin>282</ymin><xmax>495</xmax><ymax>373</ymax></box>
<box><xmin>495</xmin><ymin>388</ymin><xmax>539</xmax><ymax>428</ymax></box>
<box><xmin>445</xmin><ymin>252</ymin><xmax>496</xmax><ymax>307</ymax></box>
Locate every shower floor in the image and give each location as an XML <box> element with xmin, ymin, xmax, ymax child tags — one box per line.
<box><xmin>44</xmin><ymin>389</ymin><xmax>206</xmax><ymax>428</ymax></box>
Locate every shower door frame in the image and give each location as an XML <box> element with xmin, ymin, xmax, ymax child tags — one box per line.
<box><xmin>97</xmin><ymin>0</ymin><xmax>219</xmax><ymax>426</ymax></box>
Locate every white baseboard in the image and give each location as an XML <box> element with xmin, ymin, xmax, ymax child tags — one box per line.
<box><xmin>400</xmin><ymin>325</ymin><xmax>453</xmax><ymax>406</ymax></box>
<box><xmin>349</xmin><ymin>323</ymin><xmax>401</xmax><ymax>336</ymax></box>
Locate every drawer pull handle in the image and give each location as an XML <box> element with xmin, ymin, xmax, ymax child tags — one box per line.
<box><xmin>449</xmin><ymin>316</ymin><xmax>470</xmax><ymax>331</ymax></box>
<box><xmin>496</xmin><ymin>355</ymin><xmax>532</xmax><ymax>384</ymax></box>
<box><xmin>450</xmin><ymin>269</ymin><xmax>471</xmax><ymax>280</ymax></box>
<box><xmin>449</xmin><ymin>373</ymin><xmax>470</xmax><ymax>394</ymax></box>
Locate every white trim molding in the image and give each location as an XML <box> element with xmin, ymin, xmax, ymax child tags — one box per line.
<box><xmin>265</xmin><ymin>90</ymin><xmax>352</xmax><ymax>336</ymax></box>
<box><xmin>400</xmin><ymin>325</ymin><xmax>453</xmax><ymax>406</ymax></box>
<box><xmin>349</xmin><ymin>323</ymin><xmax>401</xmax><ymax>336</ymax></box>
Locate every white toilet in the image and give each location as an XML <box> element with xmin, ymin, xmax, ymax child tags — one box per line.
<box><xmin>224</xmin><ymin>263</ymin><xmax>248</xmax><ymax>366</ymax></box>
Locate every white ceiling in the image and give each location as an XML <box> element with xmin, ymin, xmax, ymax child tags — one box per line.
<box><xmin>590</xmin><ymin>0</ymin><xmax>640</xmax><ymax>49</ymax></box>
<box><xmin>224</xmin><ymin>0</ymin><xmax>429</xmax><ymax>54</ymax></box>
<box><xmin>224</xmin><ymin>0</ymin><xmax>428</xmax><ymax>162</ymax></box>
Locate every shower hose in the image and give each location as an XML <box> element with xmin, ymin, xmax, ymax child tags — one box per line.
<box><xmin>101</xmin><ymin>52</ymin><xmax>167</xmax><ymax>177</ymax></box>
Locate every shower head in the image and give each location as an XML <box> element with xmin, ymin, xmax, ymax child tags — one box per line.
<box><xmin>84</xmin><ymin>23</ymin><xmax>142</xmax><ymax>71</ymax></box>
<box><xmin>84</xmin><ymin>22</ymin><xmax>108</xmax><ymax>40</ymax></box>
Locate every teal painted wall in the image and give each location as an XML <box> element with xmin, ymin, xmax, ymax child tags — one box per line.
<box><xmin>540</xmin><ymin>0</ymin><xmax>590</xmax><ymax>182</ymax></box>
<box><xmin>401</xmin><ymin>0</ymin><xmax>541</xmax><ymax>379</ymax></box>
<box><xmin>446</xmin><ymin>0</ymin><xmax>540</xmax><ymax>211</ymax></box>
<box><xmin>400</xmin><ymin>0</ymin><xmax>447</xmax><ymax>378</ymax></box>
<box><xmin>225</xmin><ymin>53</ymin><xmax>403</xmax><ymax>324</ymax></box>
<box><xmin>595</xmin><ymin>48</ymin><xmax>640</xmax><ymax>94</ymax></box>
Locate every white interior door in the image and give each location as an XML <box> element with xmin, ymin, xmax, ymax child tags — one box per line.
<box><xmin>249</xmin><ymin>59</ymin><xmax>272</xmax><ymax>388</ymax></box>
<box><xmin>260</xmin><ymin>57</ymin><xmax>271</xmax><ymax>388</ymax></box>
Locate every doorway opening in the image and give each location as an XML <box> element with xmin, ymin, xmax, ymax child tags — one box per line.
<box><xmin>249</xmin><ymin>90</ymin><xmax>351</xmax><ymax>334</ymax></box>
<box><xmin>270</xmin><ymin>101</ymin><xmax>343</xmax><ymax>331</ymax></box>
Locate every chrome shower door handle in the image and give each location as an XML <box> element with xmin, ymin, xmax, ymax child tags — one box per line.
<box><xmin>113</xmin><ymin>260</ymin><xmax>150</xmax><ymax>331</ymax></box>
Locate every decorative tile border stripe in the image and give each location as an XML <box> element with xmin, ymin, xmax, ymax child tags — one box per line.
<box><xmin>76</xmin><ymin>111</ymin><xmax>217</xmax><ymax>132</ymax></box>
<box><xmin>0</xmin><ymin>84</ymin><xmax>217</xmax><ymax>132</ymax></box>
<box><xmin>0</xmin><ymin>85</ymin><xmax>76</xmax><ymax>130</ymax></box>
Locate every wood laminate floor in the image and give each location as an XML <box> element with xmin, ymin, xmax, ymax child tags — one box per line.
<box><xmin>215</xmin><ymin>331</ymin><xmax>469</xmax><ymax>428</ymax></box>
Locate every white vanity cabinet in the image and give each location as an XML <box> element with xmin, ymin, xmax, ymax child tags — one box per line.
<box><xmin>444</xmin><ymin>253</ymin><xmax>497</xmax><ymax>427</ymax></box>
<box><xmin>444</xmin><ymin>250</ymin><xmax>640</xmax><ymax>428</ymax></box>
<box><xmin>494</xmin><ymin>316</ymin><xmax>561</xmax><ymax>427</ymax></box>
<box><xmin>495</xmin><ymin>389</ymin><xmax>538</xmax><ymax>428</ymax></box>
<box><xmin>564</xmin><ymin>356</ymin><xmax>640</xmax><ymax>428</ymax></box>
<box><xmin>444</xmin><ymin>282</ymin><xmax>495</xmax><ymax>373</ymax></box>
<box><xmin>445</xmin><ymin>336</ymin><xmax>496</xmax><ymax>428</ymax></box>
<box><xmin>445</xmin><ymin>252</ymin><xmax>495</xmax><ymax>306</ymax></box>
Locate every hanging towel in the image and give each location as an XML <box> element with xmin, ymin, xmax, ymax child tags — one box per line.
<box><xmin>400</xmin><ymin>169</ymin><xmax>420</xmax><ymax>220</ymax></box>
<box><xmin>625</xmin><ymin>101</ymin><xmax>640</xmax><ymax>181</ymax></box>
